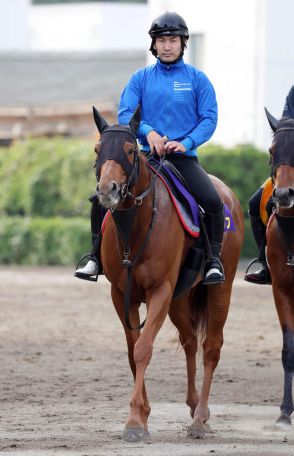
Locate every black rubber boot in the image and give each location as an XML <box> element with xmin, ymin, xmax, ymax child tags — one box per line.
<box><xmin>244</xmin><ymin>213</ymin><xmax>271</xmax><ymax>284</ymax></box>
<box><xmin>202</xmin><ymin>207</ymin><xmax>225</xmax><ymax>285</ymax></box>
<box><xmin>74</xmin><ymin>196</ymin><xmax>105</xmax><ymax>282</ymax></box>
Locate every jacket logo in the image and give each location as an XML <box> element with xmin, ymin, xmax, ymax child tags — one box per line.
<box><xmin>174</xmin><ymin>81</ymin><xmax>192</xmax><ymax>91</ymax></box>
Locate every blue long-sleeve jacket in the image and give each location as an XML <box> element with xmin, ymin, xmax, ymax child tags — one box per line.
<box><xmin>118</xmin><ymin>58</ymin><xmax>218</xmax><ymax>156</ymax></box>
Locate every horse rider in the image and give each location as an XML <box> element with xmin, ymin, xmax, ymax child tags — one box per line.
<box><xmin>244</xmin><ymin>85</ymin><xmax>294</xmax><ymax>284</ymax></box>
<box><xmin>75</xmin><ymin>11</ymin><xmax>225</xmax><ymax>285</ymax></box>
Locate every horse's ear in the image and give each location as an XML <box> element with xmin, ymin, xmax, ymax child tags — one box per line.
<box><xmin>92</xmin><ymin>106</ymin><xmax>109</xmax><ymax>134</ymax></box>
<box><xmin>264</xmin><ymin>107</ymin><xmax>279</xmax><ymax>132</ymax></box>
<box><xmin>129</xmin><ymin>105</ymin><xmax>141</xmax><ymax>135</ymax></box>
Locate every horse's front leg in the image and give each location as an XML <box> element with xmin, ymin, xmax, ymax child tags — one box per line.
<box><xmin>189</xmin><ymin>284</ymin><xmax>231</xmax><ymax>438</ymax></box>
<box><xmin>123</xmin><ymin>281</ymin><xmax>172</xmax><ymax>442</ymax></box>
<box><xmin>272</xmin><ymin>284</ymin><xmax>294</xmax><ymax>430</ymax></box>
<box><xmin>111</xmin><ymin>287</ymin><xmax>151</xmax><ymax>440</ymax></box>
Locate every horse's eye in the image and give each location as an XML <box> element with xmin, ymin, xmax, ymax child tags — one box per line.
<box><xmin>128</xmin><ymin>149</ymin><xmax>135</xmax><ymax>156</ymax></box>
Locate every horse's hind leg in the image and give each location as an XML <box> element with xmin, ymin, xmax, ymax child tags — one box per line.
<box><xmin>169</xmin><ymin>297</ymin><xmax>199</xmax><ymax>418</ymax></box>
<box><xmin>189</xmin><ymin>283</ymin><xmax>232</xmax><ymax>438</ymax></box>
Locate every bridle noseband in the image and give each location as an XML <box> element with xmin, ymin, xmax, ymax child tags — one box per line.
<box><xmin>95</xmin><ymin>127</ymin><xmax>140</xmax><ymax>203</ymax></box>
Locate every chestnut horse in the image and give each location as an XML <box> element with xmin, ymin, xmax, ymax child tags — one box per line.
<box><xmin>94</xmin><ymin>106</ymin><xmax>244</xmax><ymax>441</ymax></box>
<box><xmin>265</xmin><ymin>110</ymin><xmax>294</xmax><ymax>429</ymax></box>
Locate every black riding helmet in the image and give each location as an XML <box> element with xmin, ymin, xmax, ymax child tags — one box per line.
<box><xmin>148</xmin><ymin>12</ymin><xmax>189</xmax><ymax>59</ymax></box>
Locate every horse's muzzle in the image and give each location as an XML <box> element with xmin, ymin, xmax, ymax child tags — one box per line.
<box><xmin>96</xmin><ymin>181</ymin><xmax>121</xmax><ymax>209</ymax></box>
<box><xmin>273</xmin><ymin>187</ymin><xmax>294</xmax><ymax>209</ymax></box>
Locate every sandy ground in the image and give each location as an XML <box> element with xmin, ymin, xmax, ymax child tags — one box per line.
<box><xmin>0</xmin><ymin>262</ymin><xmax>293</xmax><ymax>455</ymax></box>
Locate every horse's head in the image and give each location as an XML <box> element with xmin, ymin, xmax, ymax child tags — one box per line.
<box><xmin>265</xmin><ymin>108</ymin><xmax>294</xmax><ymax>210</ymax></box>
<box><xmin>93</xmin><ymin>106</ymin><xmax>141</xmax><ymax>209</ymax></box>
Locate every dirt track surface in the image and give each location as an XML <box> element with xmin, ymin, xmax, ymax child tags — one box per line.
<box><xmin>0</xmin><ymin>263</ymin><xmax>293</xmax><ymax>455</ymax></box>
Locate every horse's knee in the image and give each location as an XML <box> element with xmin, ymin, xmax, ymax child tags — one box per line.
<box><xmin>134</xmin><ymin>338</ymin><xmax>153</xmax><ymax>366</ymax></box>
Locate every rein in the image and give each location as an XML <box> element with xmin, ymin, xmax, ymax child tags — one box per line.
<box><xmin>111</xmin><ymin>158</ymin><xmax>166</xmax><ymax>330</ymax></box>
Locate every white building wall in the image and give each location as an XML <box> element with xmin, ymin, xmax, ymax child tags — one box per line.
<box><xmin>262</xmin><ymin>0</ymin><xmax>294</xmax><ymax>147</ymax></box>
<box><xmin>148</xmin><ymin>0</ymin><xmax>294</xmax><ymax>150</ymax></box>
<box><xmin>1</xmin><ymin>0</ymin><xmax>293</xmax><ymax>149</ymax></box>
<box><xmin>29</xmin><ymin>2</ymin><xmax>149</xmax><ymax>51</ymax></box>
<box><xmin>0</xmin><ymin>0</ymin><xmax>30</xmax><ymax>50</ymax></box>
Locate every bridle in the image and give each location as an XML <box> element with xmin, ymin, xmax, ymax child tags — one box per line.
<box><xmin>95</xmin><ymin>127</ymin><xmax>140</xmax><ymax>202</ymax></box>
<box><xmin>270</xmin><ymin>125</ymin><xmax>294</xmax><ymax>177</ymax></box>
<box><xmin>270</xmin><ymin>124</ymin><xmax>294</xmax><ymax>266</ymax></box>
<box><xmin>95</xmin><ymin>126</ymin><xmax>165</xmax><ymax>330</ymax></box>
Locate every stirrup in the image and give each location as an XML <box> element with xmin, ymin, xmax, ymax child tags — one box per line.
<box><xmin>74</xmin><ymin>253</ymin><xmax>99</xmax><ymax>282</ymax></box>
<box><xmin>244</xmin><ymin>258</ymin><xmax>271</xmax><ymax>285</ymax></box>
<box><xmin>202</xmin><ymin>257</ymin><xmax>225</xmax><ymax>286</ymax></box>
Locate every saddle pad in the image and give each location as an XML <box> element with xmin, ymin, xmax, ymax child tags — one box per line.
<box><xmin>260</xmin><ymin>177</ymin><xmax>274</xmax><ymax>226</ymax></box>
<box><xmin>148</xmin><ymin>163</ymin><xmax>200</xmax><ymax>237</ymax></box>
<box><xmin>148</xmin><ymin>163</ymin><xmax>236</xmax><ymax>235</ymax></box>
<box><xmin>101</xmin><ymin>165</ymin><xmax>237</xmax><ymax>236</ymax></box>
<box><xmin>101</xmin><ymin>178</ymin><xmax>200</xmax><ymax>237</ymax></box>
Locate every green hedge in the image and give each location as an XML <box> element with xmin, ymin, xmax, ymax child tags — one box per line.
<box><xmin>0</xmin><ymin>137</ymin><xmax>95</xmax><ymax>218</ymax></box>
<box><xmin>0</xmin><ymin>138</ymin><xmax>271</xmax><ymax>264</ymax></box>
<box><xmin>0</xmin><ymin>216</ymin><xmax>89</xmax><ymax>265</ymax></box>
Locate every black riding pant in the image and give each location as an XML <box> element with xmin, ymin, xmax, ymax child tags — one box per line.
<box><xmin>165</xmin><ymin>154</ymin><xmax>223</xmax><ymax>214</ymax></box>
<box><xmin>248</xmin><ymin>187</ymin><xmax>263</xmax><ymax>217</ymax></box>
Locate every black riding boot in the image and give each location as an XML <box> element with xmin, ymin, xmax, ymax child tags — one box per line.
<box><xmin>244</xmin><ymin>213</ymin><xmax>271</xmax><ymax>284</ymax></box>
<box><xmin>202</xmin><ymin>207</ymin><xmax>225</xmax><ymax>285</ymax></box>
<box><xmin>74</xmin><ymin>196</ymin><xmax>104</xmax><ymax>282</ymax></box>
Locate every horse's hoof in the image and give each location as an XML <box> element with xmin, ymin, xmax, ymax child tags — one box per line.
<box><xmin>273</xmin><ymin>414</ymin><xmax>292</xmax><ymax>431</ymax></box>
<box><xmin>187</xmin><ymin>419</ymin><xmax>212</xmax><ymax>439</ymax></box>
<box><xmin>122</xmin><ymin>426</ymin><xmax>151</xmax><ymax>442</ymax></box>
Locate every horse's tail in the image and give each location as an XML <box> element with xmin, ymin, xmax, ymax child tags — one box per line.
<box><xmin>189</xmin><ymin>282</ymin><xmax>208</xmax><ymax>345</ymax></box>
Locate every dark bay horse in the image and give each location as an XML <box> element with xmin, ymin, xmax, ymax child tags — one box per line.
<box><xmin>265</xmin><ymin>110</ymin><xmax>294</xmax><ymax>429</ymax></box>
<box><xmin>93</xmin><ymin>106</ymin><xmax>244</xmax><ymax>441</ymax></box>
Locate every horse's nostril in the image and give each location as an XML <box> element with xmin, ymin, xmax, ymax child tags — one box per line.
<box><xmin>111</xmin><ymin>182</ymin><xmax>118</xmax><ymax>193</ymax></box>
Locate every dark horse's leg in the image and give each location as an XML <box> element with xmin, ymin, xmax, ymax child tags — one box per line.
<box><xmin>272</xmin><ymin>286</ymin><xmax>294</xmax><ymax>429</ymax></box>
<box><xmin>169</xmin><ymin>295</ymin><xmax>200</xmax><ymax>418</ymax></box>
<box><xmin>111</xmin><ymin>287</ymin><xmax>151</xmax><ymax>441</ymax></box>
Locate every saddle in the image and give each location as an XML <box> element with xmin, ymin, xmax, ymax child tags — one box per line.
<box><xmin>147</xmin><ymin>157</ymin><xmax>200</xmax><ymax>237</ymax></box>
<box><xmin>147</xmin><ymin>157</ymin><xmax>236</xmax><ymax>235</ymax></box>
<box><xmin>147</xmin><ymin>157</ymin><xmax>235</xmax><ymax>298</ymax></box>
